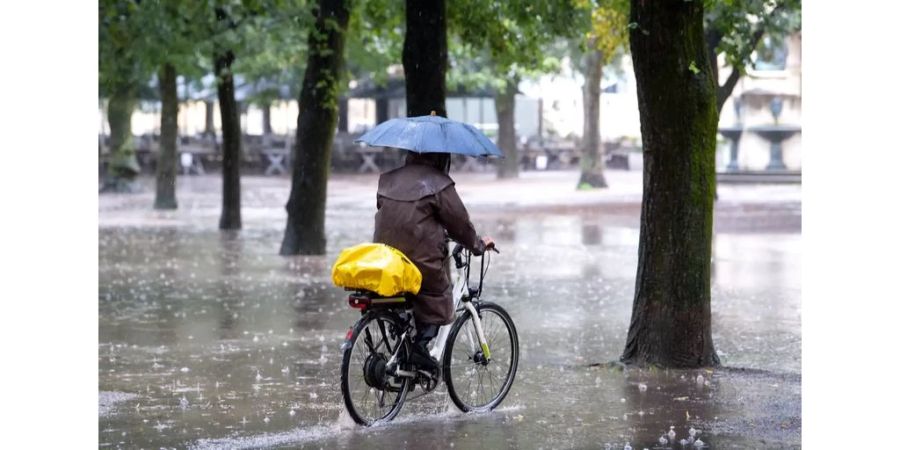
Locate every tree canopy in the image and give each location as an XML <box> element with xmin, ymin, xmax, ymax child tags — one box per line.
<box><xmin>703</xmin><ymin>0</ymin><xmax>802</xmax><ymax>110</ymax></box>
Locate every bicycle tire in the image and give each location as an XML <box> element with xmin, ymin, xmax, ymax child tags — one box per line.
<box><xmin>443</xmin><ymin>302</ymin><xmax>519</xmax><ymax>412</ymax></box>
<box><xmin>340</xmin><ymin>311</ymin><xmax>411</xmax><ymax>425</ymax></box>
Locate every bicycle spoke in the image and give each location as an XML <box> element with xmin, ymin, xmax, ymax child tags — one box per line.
<box><xmin>377</xmin><ymin>319</ymin><xmax>393</xmax><ymax>355</ymax></box>
<box><xmin>342</xmin><ymin>314</ymin><xmax>411</xmax><ymax>424</ymax></box>
<box><xmin>364</xmin><ymin>328</ymin><xmax>376</xmax><ymax>354</ymax></box>
<box><xmin>377</xmin><ymin>387</ymin><xmax>386</xmax><ymax>408</ymax></box>
<box><xmin>444</xmin><ymin>307</ymin><xmax>517</xmax><ymax>410</ymax></box>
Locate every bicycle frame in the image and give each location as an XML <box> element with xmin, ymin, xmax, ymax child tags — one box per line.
<box><xmin>429</xmin><ymin>249</ymin><xmax>491</xmax><ymax>363</ymax></box>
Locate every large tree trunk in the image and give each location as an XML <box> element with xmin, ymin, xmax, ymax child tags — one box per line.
<box><xmin>279</xmin><ymin>0</ymin><xmax>352</xmax><ymax>255</ymax></box>
<box><xmin>495</xmin><ymin>79</ymin><xmax>518</xmax><ymax>179</ymax></box>
<box><xmin>402</xmin><ymin>0</ymin><xmax>447</xmax><ymax>117</ymax></box>
<box><xmin>101</xmin><ymin>84</ymin><xmax>140</xmax><ymax>192</ymax></box>
<box><xmin>621</xmin><ymin>0</ymin><xmax>720</xmax><ymax>368</ymax></box>
<box><xmin>578</xmin><ymin>47</ymin><xmax>608</xmax><ymax>189</ymax></box>
<box><xmin>215</xmin><ymin>49</ymin><xmax>242</xmax><ymax>230</ymax></box>
<box><xmin>155</xmin><ymin>63</ymin><xmax>179</xmax><ymax>210</ymax></box>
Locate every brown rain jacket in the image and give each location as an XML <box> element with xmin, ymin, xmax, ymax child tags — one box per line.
<box><xmin>373</xmin><ymin>161</ymin><xmax>485</xmax><ymax>325</ymax></box>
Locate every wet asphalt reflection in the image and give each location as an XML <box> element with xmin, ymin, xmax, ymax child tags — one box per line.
<box><xmin>99</xmin><ymin>174</ymin><xmax>800</xmax><ymax>449</ymax></box>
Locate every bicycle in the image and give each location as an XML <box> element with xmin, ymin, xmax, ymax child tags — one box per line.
<box><xmin>339</xmin><ymin>242</ymin><xmax>519</xmax><ymax>426</ymax></box>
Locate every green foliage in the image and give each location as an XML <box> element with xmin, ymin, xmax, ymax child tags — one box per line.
<box><xmin>231</xmin><ymin>0</ymin><xmax>313</xmax><ymax>104</ymax></box>
<box><xmin>98</xmin><ymin>0</ymin><xmax>151</xmax><ymax>95</ymax></box>
<box><xmin>448</xmin><ymin>0</ymin><xmax>584</xmax><ymax>92</ymax></box>
<box><xmin>345</xmin><ymin>0</ymin><xmax>403</xmax><ymax>85</ymax></box>
<box><xmin>577</xmin><ymin>0</ymin><xmax>630</xmax><ymax>64</ymax></box>
<box><xmin>99</xmin><ymin>0</ymin><xmax>315</xmax><ymax>105</ymax></box>
<box><xmin>704</xmin><ymin>0</ymin><xmax>802</xmax><ymax>75</ymax></box>
<box><xmin>99</xmin><ymin>0</ymin><xmax>218</xmax><ymax>96</ymax></box>
<box><xmin>689</xmin><ymin>61</ymin><xmax>701</xmax><ymax>75</ymax></box>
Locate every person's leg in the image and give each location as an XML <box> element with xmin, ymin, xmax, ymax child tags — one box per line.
<box><xmin>410</xmin><ymin>323</ymin><xmax>440</xmax><ymax>370</ymax></box>
<box><xmin>414</xmin><ymin>323</ymin><xmax>440</xmax><ymax>347</ymax></box>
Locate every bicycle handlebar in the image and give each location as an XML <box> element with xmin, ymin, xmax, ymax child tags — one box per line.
<box><xmin>451</xmin><ymin>241</ymin><xmax>499</xmax><ymax>269</ymax></box>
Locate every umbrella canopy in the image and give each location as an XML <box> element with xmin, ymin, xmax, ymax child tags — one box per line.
<box><xmin>354</xmin><ymin>114</ymin><xmax>504</xmax><ymax>158</ymax></box>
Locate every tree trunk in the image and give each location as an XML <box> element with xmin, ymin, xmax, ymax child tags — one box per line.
<box><xmin>495</xmin><ymin>79</ymin><xmax>518</xmax><ymax>179</ymax></box>
<box><xmin>279</xmin><ymin>0</ymin><xmax>352</xmax><ymax>255</ymax></box>
<box><xmin>621</xmin><ymin>0</ymin><xmax>720</xmax><ymax>368</ymax></box>
<box><xmin>204</xmin><ymin>100</ymin><xmax>215</xmax><ymax>136</ymax></box>
<box><xmin>215</xmin><ymin>49</ymin><xmax>242</xmax><ymax>230</ymax></box>
<box><xmin>155</xmin><ymin>63</ymin><xmax>179</xmax><ymax>210</ymax></box>
<box><xmin>102</xmin><ymin>84</ymin><xmax>140</xmax><ymax>192</ymax></box>
<box><xmin>402</xmin><ymin>0</ymin><xmax>447</xmax><ymax>117</ymax></box>
<box><xmin>375</xmin><ymin>97</ymin><xmax>389</xmax><ymax>123</ymax></box>
<box><xmin>338</xmin><ymin>97</ymin><xmax>348</xmax><ymax>132</ymax></box>
<box><xmin>262</xmin><ymin>102</ymin><xmax>273</xmax><ymax>135</ymax></box>
<box><xmin>578</xmin><ymin>47</ymin><xmax>608</xmax><ymax>189</ymax></box>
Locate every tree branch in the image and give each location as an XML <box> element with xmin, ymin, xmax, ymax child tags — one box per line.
<box><xmin>715</xmin><ymin>2</ymin><xmax>787</xmax><ymax>113</ymax></box>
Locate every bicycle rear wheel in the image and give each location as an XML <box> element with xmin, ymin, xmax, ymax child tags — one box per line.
<box><xmin>340</xmin><ymin>312</ymin><xmax>410</xmax><ymax>425</ymax></box>
<box><xmin>443</xmin><ymin>302</ymin><xmax>519</xmax><ymax>412</ymax></box>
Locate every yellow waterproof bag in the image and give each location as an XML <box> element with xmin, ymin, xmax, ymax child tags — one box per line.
<box><xmin>331</xmin><ymin>243</ymin><xmax>422</xmax><ymax>296</ymax></box>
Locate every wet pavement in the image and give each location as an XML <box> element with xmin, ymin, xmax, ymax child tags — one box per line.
<box><xmin>99</xmin><ymin>170</ymin><xmax>800</xmax><ymax>449</ymax></box>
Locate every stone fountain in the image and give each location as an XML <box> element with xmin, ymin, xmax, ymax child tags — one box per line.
<box><xmin>748</xmin><ymin>97</ymin><xmax>801</xmax><ymax>171</ymax></box>
<box><xmin>717</xmin><ymin>100</ymin><xmax>744</xmax><ymax>172</ymax></box>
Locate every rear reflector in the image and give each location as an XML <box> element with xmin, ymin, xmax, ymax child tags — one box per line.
<box><xmin>348</xmin><ymin>295</ymin><xmax>370</xmax><ymax>309</ymax></box>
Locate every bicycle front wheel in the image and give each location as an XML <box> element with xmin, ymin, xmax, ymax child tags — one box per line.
<box><xmin>340</xmin><ymin>312</ymin><xmax>410</xmax><ymax>425</ymax></box>
<box><xmin>443</xmin><ymin>302</ymin><xmax>519</xmax><ymax>412</ymax></box>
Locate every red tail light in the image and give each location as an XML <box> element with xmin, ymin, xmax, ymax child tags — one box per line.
<box><xmin>345</xmin><ymin>328</ymin><xmax>354</xmax><ymax>340</ymax></box>
<box><xmin>348</xmin><ymin>295</ymin><xmax>370</xmax><ymax>310</ymax></box>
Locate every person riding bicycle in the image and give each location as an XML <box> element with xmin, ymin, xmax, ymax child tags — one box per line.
<box><xmin>373</xmin><ymin>151</ymin><xmax>494</xmax><ymax>374</ymax></box>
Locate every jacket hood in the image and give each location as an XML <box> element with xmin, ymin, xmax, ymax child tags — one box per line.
<box><xmin>377</xmin><ymin>163</ymin><xmax>454</xmax><ymax>201</ymax></box>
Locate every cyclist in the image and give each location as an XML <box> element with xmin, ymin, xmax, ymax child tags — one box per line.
<box><xmin>373</xmin><ymin>151</ymin><xmax>494</xmax><ymax>376</ymax></box>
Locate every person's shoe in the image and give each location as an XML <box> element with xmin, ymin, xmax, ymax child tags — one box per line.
<box><xmin>408</xmin><ymin>343</ymin><xmax>439</xmax><ymax>372</ymax></box>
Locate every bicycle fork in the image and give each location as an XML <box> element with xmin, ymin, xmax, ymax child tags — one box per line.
<box><xmin>463</xmin><ymin>301</ymin><xmax>491</xmax><ymax>361</ymax></box>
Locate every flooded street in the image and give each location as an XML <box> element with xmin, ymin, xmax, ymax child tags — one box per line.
<box><xmin>99</xmin><ymin>171</ymin><xmax>800</xmax><ymax>449</ymax></box>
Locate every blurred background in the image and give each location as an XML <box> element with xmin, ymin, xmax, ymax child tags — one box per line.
<box><xmin>98</xmin><ymin>0</ymin><xmax>801</xmax><ymax>185</ymax></box>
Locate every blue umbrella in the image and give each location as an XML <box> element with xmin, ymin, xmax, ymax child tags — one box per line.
<box><xmin>354</xmin><ymin>114</ymin><xmax>504</xmax><ymax>158</ymax></box>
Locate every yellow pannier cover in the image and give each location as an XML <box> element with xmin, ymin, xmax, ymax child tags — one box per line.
<box><xmin>331</xmin><ymin>243</ymin><xmax>422</xmax><ymax>296</ymax></box>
